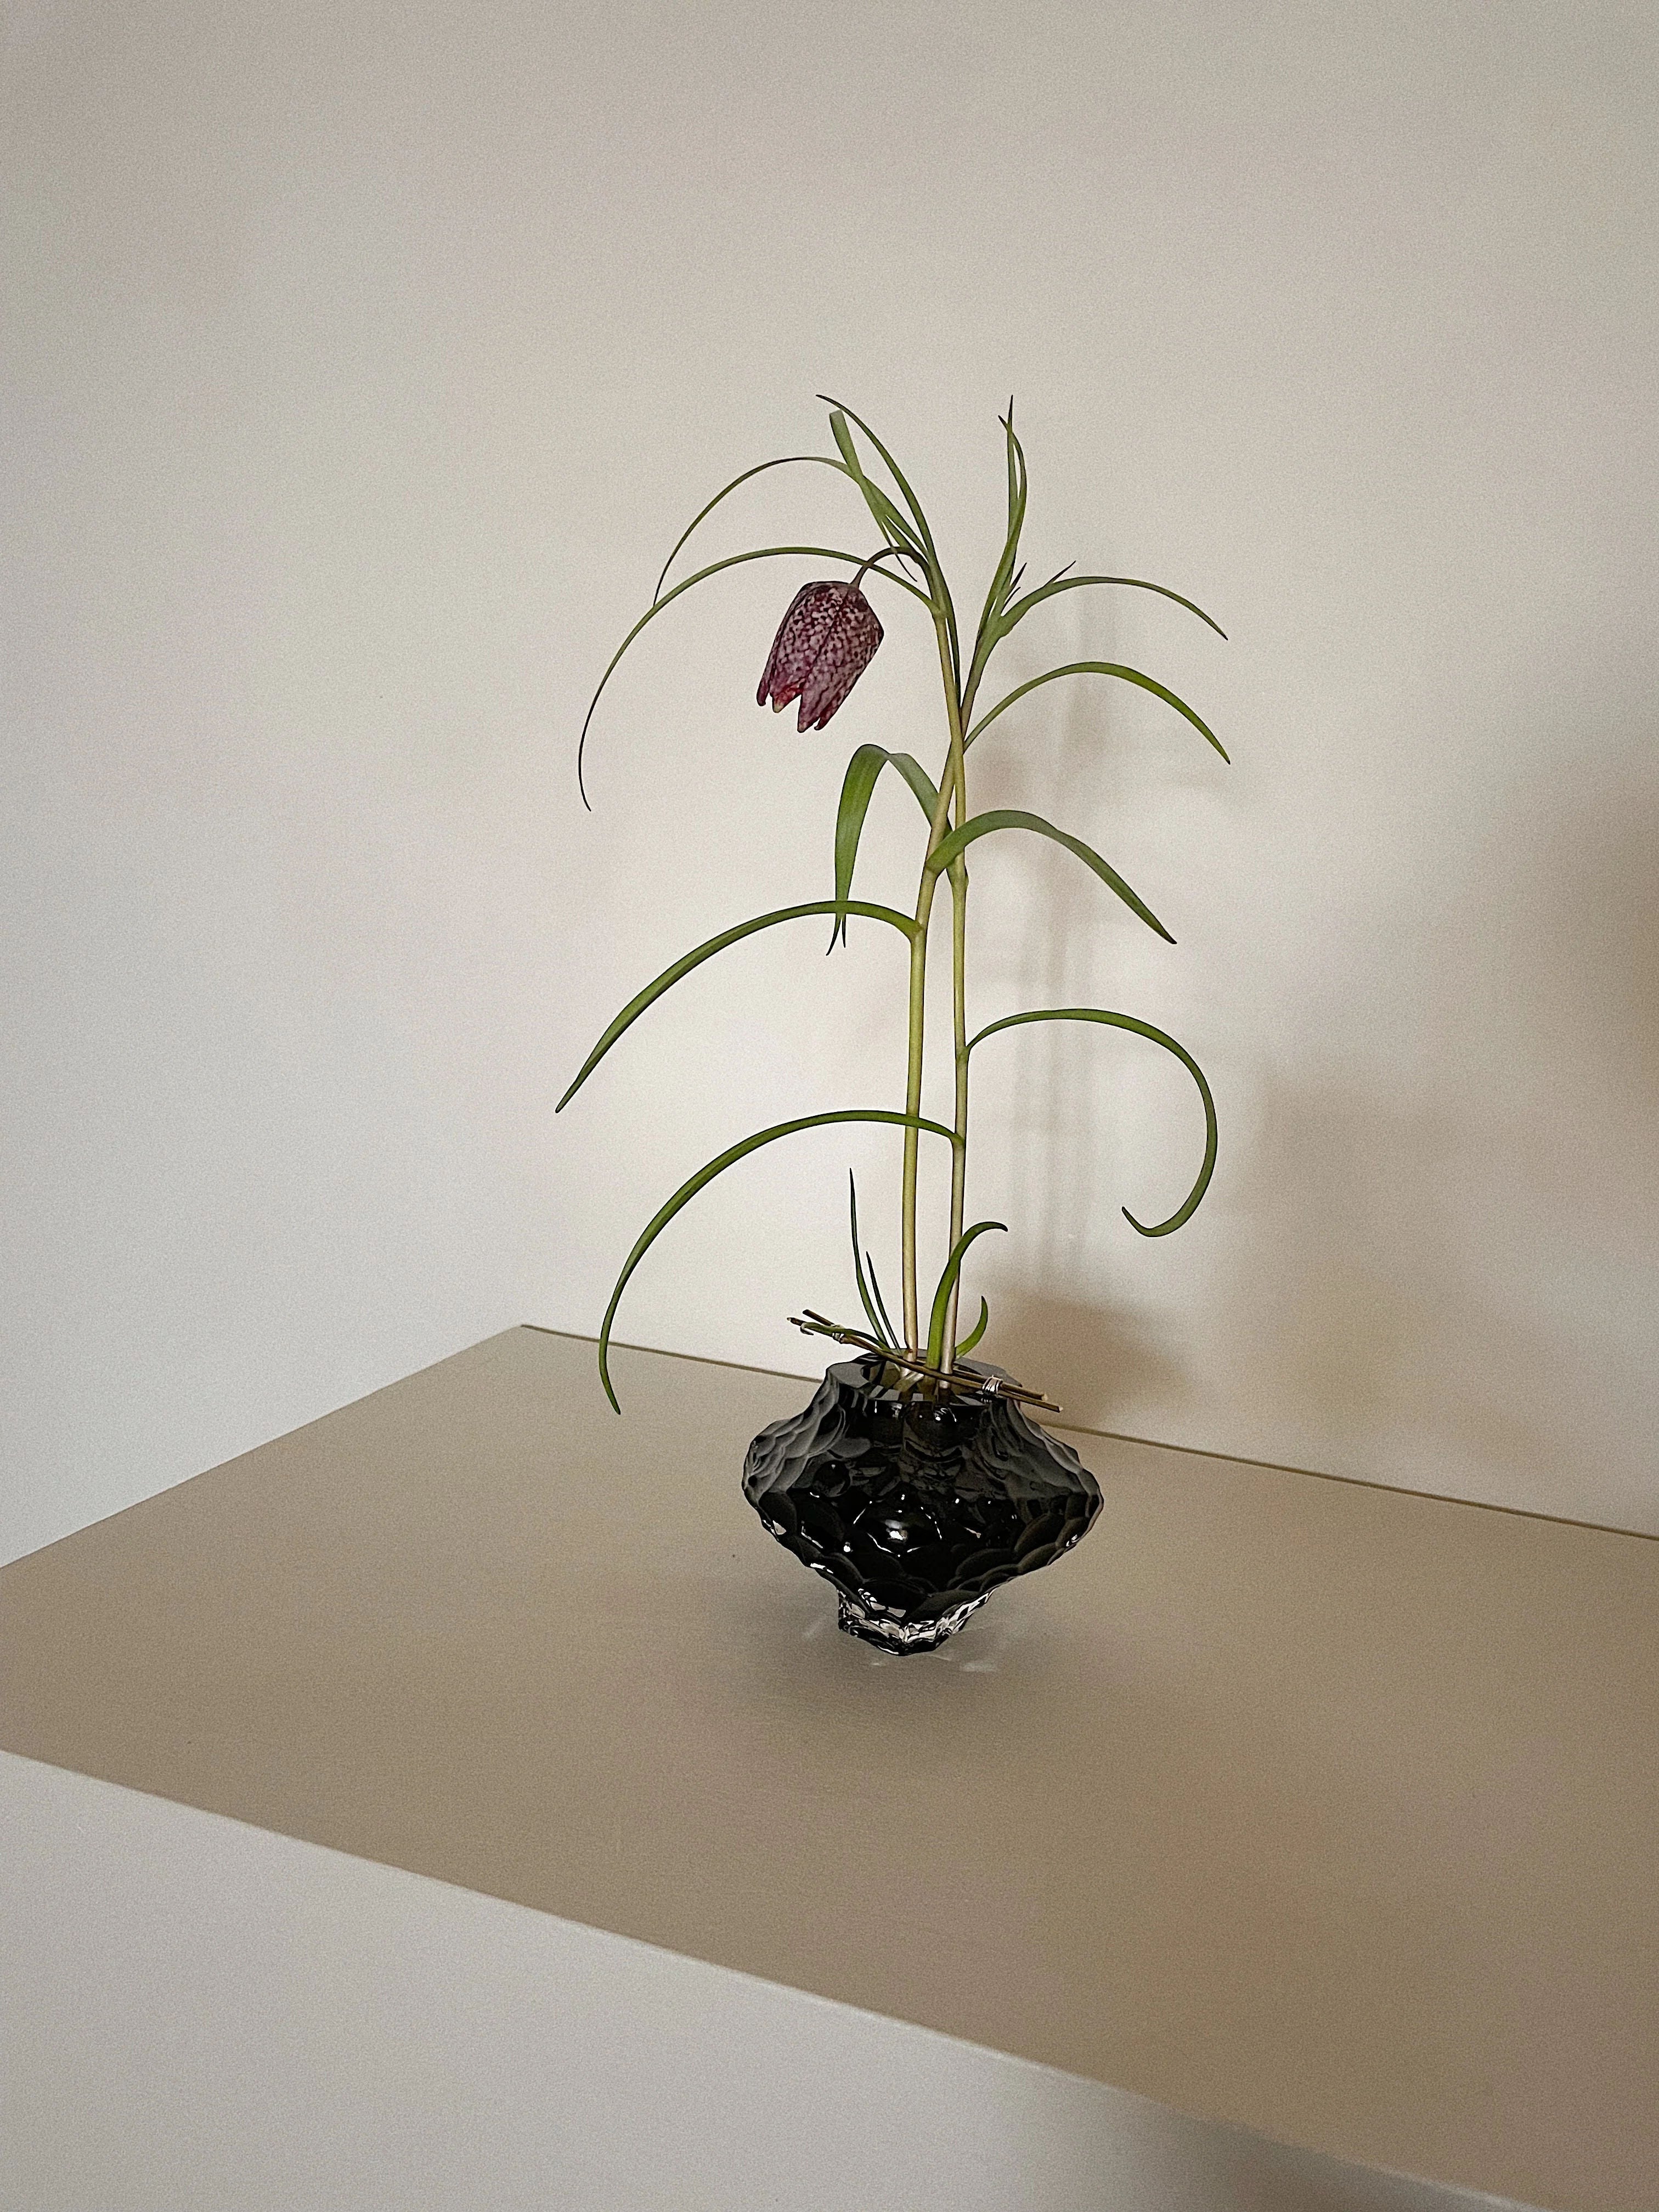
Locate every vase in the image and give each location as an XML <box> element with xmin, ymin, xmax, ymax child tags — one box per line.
<box><xmin>742</xmin><ymin>1356</ymin><xmax>1102</xmax><ymax>1653</ymax></box>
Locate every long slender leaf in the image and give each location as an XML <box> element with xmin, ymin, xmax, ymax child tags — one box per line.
<box><xmin>998</xmin><ymin>572</ymin><xmax>1227</xmax><ymax>642</ymax></box>
<box><xmin>558</xmin><ymin>899</ymin><xmax>917</xmax><ymax>1113</ymax></box>
<box><xmin>653</xmin><ymin>455</ymin><xmax>854</xmax><ymax>603</ymax></box>
<box><xmin>957</xmin><ymin>1296</ymin><xmax>990</xmax><ymax>1357</ymax></box>
<box><xmin>964</xmin><ymin>661</ymin><xmax>1229</xmax><ymax>761</ymax></box>
<box><xmin>966</xmin><ymin>569</ymin><xmax>1226</xmax><ymax>709</ymax></box>
<box><xmin>968</xmin><ymin>1007</ymin><xmax>1217</xmax><ymax>1236</ymax></box>
<box><xmin>827</xmin><ymin>414</ymin><xmax>924</xmax><ymax>557</ymax></box>
<box><xmin>599</xmin><ymin>1108</ymin><xmax>959</xmax><ymax>1409</ymax></box>
<box><xmin>848</xmin><ymin>1171</ymin><xmax>892</xmax><ymax>1346</ymax></box>
<box><xmin>577</xmin><ymin>542</ymin><xmax>933</xmax><ymax>806</ymax></box>
<box><xmin>924</xmin><ymin>808</ymin><xmax>1175</xmax><ymax>944</ymax></box>
<box><xmin>819</xmin><ymin>395</ymin><xmax>961</xmax><ymax>693</ymax></box>
<box><xmin>831</xmin><ymin>746</ymin><xmax>940</xmax><ymax>947</ymax></box>
<box><xmin>865</xmin><ymin>1254</ymin><xmax>900</xmax><ymax>1346</ymax></box>
<box><xmin>969</xmin><ymin>407</ymin><xmax>1029</xmax><ymax>689</ymax></box>
<box><xmin>819</xmin><ymin>397</ymin><xmax>938</xmax><ymax>562</ymax></box>
<box><xmin>926</xmin><ymin>1220</ymin><xmax>1007</xmax><ymax>1369</ymax></box>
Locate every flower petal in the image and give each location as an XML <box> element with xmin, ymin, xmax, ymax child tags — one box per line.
<box><xmin>758</xmin><ymin>581</ymin><xmax>882</xmax><ymax>726</ymax></box>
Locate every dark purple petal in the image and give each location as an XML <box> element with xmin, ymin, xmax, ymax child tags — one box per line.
<box><xmin>756</xmin><ymin>584</ymin><xmax>817</xmax><ymax>710</ymax></box>
<box><xmin>799</xmin><ymin>588</ymin><xmax>883</xmax><ymax>728</ymax></box>
<box><xmin>757</xmin><ymin>581</ymin><xmax>883</xmax><ymax>729</ymax></box>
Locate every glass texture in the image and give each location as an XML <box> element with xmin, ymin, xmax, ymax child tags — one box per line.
<box><xmin>743</xmin><ymin>1358</ymin><xmax>1102</xmax><ymax>1652</ymax></box>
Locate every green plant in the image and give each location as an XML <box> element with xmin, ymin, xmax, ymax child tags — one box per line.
<box><xmin>562</xmin><ymin>398</ymin><xmax>1226</xmax><ymax>1410</ymax></box>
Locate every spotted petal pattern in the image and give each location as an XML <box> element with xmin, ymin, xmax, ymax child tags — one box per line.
<box><xmin>757</xmin><ymin>581</ymin><xmax>884</xmax><ymax>731</ymax></box>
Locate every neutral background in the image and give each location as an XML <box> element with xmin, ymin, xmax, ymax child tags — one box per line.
<box><xmin>5</xmin><ymin>0</ymin><xmax>1656</xmax><ymax>1561</ymax></box>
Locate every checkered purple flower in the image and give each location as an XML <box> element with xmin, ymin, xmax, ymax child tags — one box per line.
<box><xmin>757</xmin><ymin>581</ymin><xmax>883</xmax><ymax>731</ymax></box>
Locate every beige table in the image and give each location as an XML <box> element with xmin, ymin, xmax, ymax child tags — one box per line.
<box><xmin>3</xmin><ymin>1326</ymin><xmax>1654</xmax><ymax>2210</ymax></box>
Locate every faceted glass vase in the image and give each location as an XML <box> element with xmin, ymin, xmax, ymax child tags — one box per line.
<box><xmin>743</xmin><ymin>1357</ymin><xmax>1102</xmax><ymax>1652</ymax></box>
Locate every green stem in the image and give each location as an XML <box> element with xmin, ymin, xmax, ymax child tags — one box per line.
<box><xmin>936</xmin><ymin>587</ymin><xmax>1006</xmax><ymax>1369</ymax></box>
<box><xmin>898</xmin><ymin>889</ymin><xmax>931</xmax><ymax>1350</ymax></box>
<box><xmin>944</xmin><ymin>848</ymin><xmax>968</xmax><ymax>1365</ymax></box>
<box><xmin>900</xmin><ymin>778</ymin><xmax>951</xmax><ymax>1352</ymax></box>
<box><xmin>899</xmin><ymin>605</ymin><xmax>972</xmax><ymax>1367</ymax></box>
<box><xmin>899</xmin><ymin>607</ymin><xmax>964</xmax><ymax>1355</ymax></box>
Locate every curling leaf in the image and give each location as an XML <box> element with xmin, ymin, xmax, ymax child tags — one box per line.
<box><xmin>957</xmin><ymin>1296</ymin><xmax>990</xmax><ymax>1357</ymax></box>
<box><xmin>969</xmin><ymin>406</ymin><xmax>1029</xmax><ymax>682</ymax></box>
<box><xmin>998</xmin><ymin>571</ymin><xmax>1227</xmax><ymax>641</ymax></box>
<box><xmin>968</xmin><ymin>1007</ymin><xmax>1217</xmax><ymax>1236</ymax></box>
<box><xmin>926</xmin><ymin>1220</ymin><xmax>1007</xmax><ymax>1369</ymax></box>
<box><xmin>966</xmin><ymin>569</ymin><xmax>1226</xmax><ymax>709</ymax></box>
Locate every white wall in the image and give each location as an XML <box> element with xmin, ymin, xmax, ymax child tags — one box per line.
<box><xmin>5</xmin><ymin>0</ymin><xmax>1656</xmax><ymax>1560</ymax></box>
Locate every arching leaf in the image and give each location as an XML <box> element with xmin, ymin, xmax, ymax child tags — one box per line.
<box><xmin>968</xmin><ymin>1007</ymin><xmax>1217</xmax><ymax>1235</ymax></box>
<box><xmin>599</xmin><ymin>1108</ymin><xmax>959</xmax><ymax>1409</ymax></box>
<box><xmin>965</xmin><ymin>661</ymin><xmax>1229</xmax><ymax>761</ymax></box>
<box><xmin>926</xmin><ymin>1220</ymin><xmax>1007</xmax><ymax>1369</ymax></box>
<box><xmin>820</xmin><ymin>396</ymin><xmax>961</xmax><ymax>691</ymax></box>
<box><xmin>557</xmin><ymin>899</ymin><xmax>917</xmax><ymax>1113</ymax></box>
<box><xmin>820</xmin><ymin>398</ymin><xmax>939</xmax><ymax>566</ymax></box>
<box><xmin>925</xmin><ymin>809</ymin><xmax>1174</xmax><ymax>944</ymax></box>
<box><xmin>998</xmin><ymin>571</ymin><xmax>1227</xmax><ymax>641</ymax></box>
<box><xmin>831</xmin><ymin>746</ymin><xmax>940</xmax><ymax>947</ymax></box>
<box><xmin>652</xmin><ymin>454</ymin><xmax>921</xmax><ymax>602</ymax></box>
<box><xmin>957</xmin><ymin>1296</ymin><xmax>990</xmax><ymax>1357</ymax></box>
<box><xmin>826</xmin><ymin>415</ymin><xmax>924</xmax><ymax>558</ymax></box>
<box><xmin>966</xmin><ymin>569</ymin><xmax>1226</xmax><ymax>708</ymax></box>
<box><xmin>577</xmin><ymin>542</ymin><xmax>933</xmax><ymax>806</ymax></box>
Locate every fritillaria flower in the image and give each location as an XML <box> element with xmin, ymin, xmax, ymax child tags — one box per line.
<box><xmin>757</xmin><ymin>580</ymin><xmax>883</xmax><ymax>731</ymax></box>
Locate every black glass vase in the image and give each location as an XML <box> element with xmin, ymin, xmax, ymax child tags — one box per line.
<box><xmin>742</xmin><ymin>1356</ymin><xmax>1102</xmax><ymax>1653</ymax></box>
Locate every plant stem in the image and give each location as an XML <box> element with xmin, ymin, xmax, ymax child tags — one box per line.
<box><xmin>899</xmin><ymin>603</ymin><xmax>970</xmax><ymax>1364</ymax></box>
<box><xmin>941</xmin><ymin>630</ymin><xmax>997</xmax><ymax>1370</ymax></box>
<box><xmin>900</xmin><ymin>755</ymin><xmax>952</xmax><ymax>1356</ymax></box>
<box><xmin>944</xmin><ymin>856</ymin><xmax>969</xmax><ymax>1364</ymax></box>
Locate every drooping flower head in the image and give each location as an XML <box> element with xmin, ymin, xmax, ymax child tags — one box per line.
<box><xmin>757</xmin><ymin>580</ymin><xmax>883</xmax><ymax>731</ymax></box>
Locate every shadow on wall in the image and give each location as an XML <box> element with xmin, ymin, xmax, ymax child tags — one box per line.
<box><xmin>984</xmin><ymin>687</ymin><xmax>1659</xmax><ymax>1530</ymax></box>
<box><xmin>967</xmin><ymin>610</ymin><xmax>1235</xmax><ymax>1442</ymax></box>
<box><xmin>991</xmin><ymin>1288</ymin><xmax>1190</xmax><ymax>1436</ymax></box>
<box><xmin>1255</xmin><ymin>717</ymin><xmax>1659</xmax><ymax>1526</ymax></box>
<box><xmin>1217</xmin><ymin>1078</ymin><xmax>1570</xmax><ymax>1496</ymax></box>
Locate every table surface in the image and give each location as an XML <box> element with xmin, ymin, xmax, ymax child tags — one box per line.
<box><xmin>3</xmin><ymin>1326</ymin><xmax>1654</xmax><ymax>2211</ymax></box>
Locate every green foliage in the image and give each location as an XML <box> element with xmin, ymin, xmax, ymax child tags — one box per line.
<box><xmin>965</xmin><ymin>661</ymin><xmax>1228</xmax><ymax>761</ymax></box>
<box><xmin>967</xmin><ymin>1007</ymin><xmax>1218</xmax><ymax>1235</ymax></box>
<box><xmin>557</xmin><ymin>899</ymin><xmax>916</xmax><ymax>1115</ymax></box>
<box><xmin>569</xmin><ymin>398</ymin><xmax>1230</xmax><ymax>1404</ymax></box>
<box><xmin>925</xmin><ymin>808</ymin><xmax>1174</xmax><ymax>944</ymax></box>
<box><xmin>956</xmin><ymin>1296</ymin><xmax>990</xmax><ymax>1357</ymax></box>
<box><xmin>577</xmin><ymin>542</ymin><xmax>929</xmax><ymax>808</ymax></box>
<box><xmin>596</xmin><ymin>1109</ymin><xmax>958</xmax><ymax>1411</ymax></box>
<box><xmin>925</xmin><ymin>1222</ymin><xmax>1007</xmax><ymax>1370</ymax></box>
<box><xmin>831</xmin><ymin>747</ymin><xmax>939</xmax><ymax>948</ymax></box>
<box><xmin>848</xmin><ymin>1172</ymin><xmax>900</xmax><ymax>1348</ymax></box>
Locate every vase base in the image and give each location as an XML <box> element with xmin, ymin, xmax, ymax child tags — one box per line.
<box><xmin>834</xmin><ymin>1587</ymin><xmax>989</xmax><ymax>1654</ymax></box>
